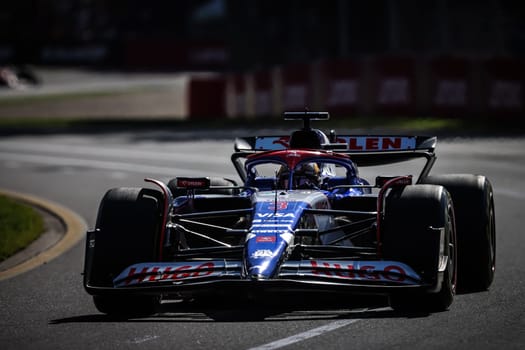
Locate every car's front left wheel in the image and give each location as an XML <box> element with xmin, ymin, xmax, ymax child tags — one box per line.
<box><xmin>85</xmin><ymin>187</ymin><xmax>163</xmax><ymax>316</ymax></box>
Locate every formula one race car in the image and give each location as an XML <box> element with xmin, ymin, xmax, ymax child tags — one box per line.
<box><xmin>83</xmin><ymin>112</ymin><xmax>496</xmax><ymax>316</ymax></box>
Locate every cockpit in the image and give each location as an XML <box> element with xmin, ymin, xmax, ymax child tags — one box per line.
<box><xmin>244</xmin><ymin>150</ymin><xmax>364</xmax><ymax>192</ymax></box>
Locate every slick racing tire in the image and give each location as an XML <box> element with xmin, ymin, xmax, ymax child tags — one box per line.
<box><xmin>88</xmin><ymin>187</ymin><xmax>163</xmax><ymax>316</ymax></box>
<box><xmin>383</xmin><ymin>185</ymin><xmax>457</xmax><ymax>312</ymax></box>
<box><xmin>421</xmin><ymin>174</ymin><xmax>496</xmax><ymax>293</ymax></box>
<box><xmin>168</xmin><ymin>177</ymin><xmax>238</xmax><ymax>197</ymax></box>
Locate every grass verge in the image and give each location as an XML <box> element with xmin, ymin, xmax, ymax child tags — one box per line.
<box><xmin>0</xmin><ymin>195</ymin><xmax>44</xmax><ymax>262</ymax></box>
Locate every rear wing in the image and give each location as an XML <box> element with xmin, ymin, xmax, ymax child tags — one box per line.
<box><xmin>232</xmin><ymin>111</ymin><xmax>437</xmax><ymax>183</ymax></box>
<box><xmin>234</xmin><ymin>135</ymin><xmax>436</xmax><ymax>161</ymax></box>
<box><xmin>232</xmin><ymin>135</ymin><xmax>437</xmax><ymax>183</ymax></box>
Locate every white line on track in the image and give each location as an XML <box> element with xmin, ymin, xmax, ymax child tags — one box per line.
<box><xmin>127</xmin><ymin>335</ymin><xmax>160</xmax><ymax>344</ymax></box>
<box><xmin>0</xmin><ymin>151</ymin><xmax>232</xmax><ymax>178</ymax></box>
<box><xmin>246</xmin><ymin>319</ymin><xmax>361</xmax><ymax>350</ymax></box>
<box><xmin>0</xmin><ymin>140</ymin><xmax>227</xmax><ymax>165</ymax></box>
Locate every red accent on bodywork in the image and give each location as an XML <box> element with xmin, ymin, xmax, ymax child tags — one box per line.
<box><xmin>247</xmin><ymin>149</ymin><xmax>351</xmax><ymax>170</ymax></box>
<box><xmin>383</xmin><ymin>265</ymin><xmax>407</xmax><ymax>282</ymax></box>
<box><xmin>176</xmin><ymin>177</ymin><xmax>210</xmax><ymax>189</ymax></box>
<box><xmin>268</xmin><ymin>201</ymin><xmax>288</xmax><ymax>210</ymax></box>
<box><xmin>273</xmin><ymin>136</ymin><xmax>290</xmax><ymax>148</ymax></box>
<box><xmin>123</xmin><ymin>262</ymin><xmax>216</xmax><ymax>285</ymax></box>
<box><xmin>256</xmin><ymin>236</ymin><xmax>277</xmax><ymax>243</ymax></box>
<box><xmin>348</xmin><ymin>137</ymin><xmax>404</xmax><ymax>151</ymax></box>
<box><xmin>309</xmin><ymin>260</ymin><xmax>408</xmax><ymax>281</ymax></box>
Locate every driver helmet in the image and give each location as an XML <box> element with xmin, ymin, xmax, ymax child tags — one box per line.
<box><xmin>277</xmin><ymin>165</ymin><xmax>291</xmax><ymax>189</ymax></box>
<box><xmin>293</xmin><ymin>163</ymin><xmax>321</xmax><ymax>189</ymax></box>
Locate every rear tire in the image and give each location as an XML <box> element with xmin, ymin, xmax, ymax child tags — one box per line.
<box><xmin>383</xmin><ymin>185</ymin><xmax>456</xmax><ymax>312</ymax></box>
<box><xmin>422</xmin><ymin>174</ymin><xmax>496</xmax><ymax>293</ymax></box>
<box><xmin>88</xmin><ymin>187</ymin><xmax>163</xmax><ymax>316</ymax></box>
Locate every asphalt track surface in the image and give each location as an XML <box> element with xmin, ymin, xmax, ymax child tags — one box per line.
<box><xmin>0</xmin><ymin>130</ymin><xmax>524</xmax><ymax>350</ymax></box>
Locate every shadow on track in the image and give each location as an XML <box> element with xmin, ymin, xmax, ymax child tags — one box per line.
<box><xmin>50</xmin><ymin>295</ymin><xmax>436</xmax><ymax>324</ymax></box>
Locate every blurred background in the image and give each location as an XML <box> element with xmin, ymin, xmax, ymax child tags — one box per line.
<box><xmin>0</xmin><ymin>0</ymin><xmax>524</xmax><ymax>122</ymax></box>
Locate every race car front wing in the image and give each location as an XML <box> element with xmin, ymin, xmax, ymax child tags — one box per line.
<box><xmin>85</xmin><ymin>258</ymin><xmax>443</xmax><ymax>297</ymax></box>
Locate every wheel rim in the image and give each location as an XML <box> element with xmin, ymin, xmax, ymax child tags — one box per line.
<box><xmin>488</xmin><ymin>196</ymin><xmax>496</xmax><ymax>274</ymax></box>
<box><xmin>448</xmin><ymin>203</ymin><xmax>457</xmax><ymax>293</ymax></box>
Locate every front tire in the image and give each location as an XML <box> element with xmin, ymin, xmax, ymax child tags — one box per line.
<box><xmin>86</xmin><ymin>187</ymin><xmax>163</xmax><ymax>316</ymax></box>
<box><xmin>382</xmin><ymin>185</ymin><xmax>457</xmax><ymax>312</ymax></box>
<box><xmin>422</xmin><ymin>174</ymin><xmax>496</xmax><ymax>293</ymax></box>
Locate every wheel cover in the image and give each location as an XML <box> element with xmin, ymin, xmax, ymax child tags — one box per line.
<box><xmin>448</xmin><ymin>203</ymin><xmax>458</xmax><ymax>294</ymax></box>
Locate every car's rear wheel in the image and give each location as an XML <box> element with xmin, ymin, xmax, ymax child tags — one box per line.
<box><xmin>87</xmin><ymin>187</ymin><xmax>163</xmax><ymax>316</ymax></box>
<box><xmin>382</xmin><ymin>185</ymin><xmax>456</xmax><ymax>312</ymax></box>
<box><xmin>422</xmin><ymin>174</ymin><xmax>496</xmax><ymax>293</ymax></box>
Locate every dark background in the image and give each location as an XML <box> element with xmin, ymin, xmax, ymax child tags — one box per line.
<box><xmin>1</xmin><ymin>0</ymin><xmax>524</xmax><ymax>71</ymax></box>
